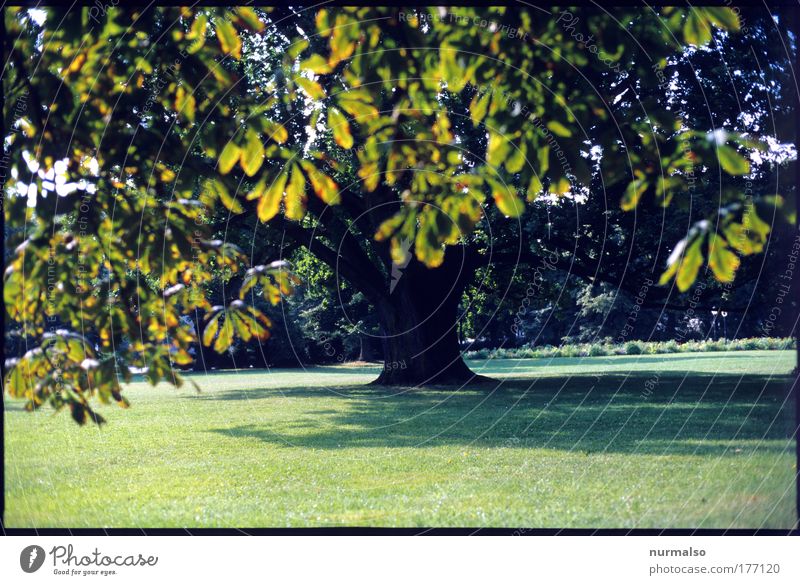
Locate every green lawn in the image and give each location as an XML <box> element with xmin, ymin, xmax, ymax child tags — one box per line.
<box><xmin>4</xmin><ymin>351</ymin><xmax>797</xmax><ymax>528</ymax></box>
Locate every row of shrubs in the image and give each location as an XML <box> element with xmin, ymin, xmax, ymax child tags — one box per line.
<box><xmin>464</xmin><ymin>337</ymin><xmax>796</xmax><ymax>360</ymax></box>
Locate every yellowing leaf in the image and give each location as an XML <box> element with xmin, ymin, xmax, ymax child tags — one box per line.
<box><xmin>328</xmin><ymin>107</ymin><xmax>353</xmax><ymax>149</ymax></box>
<box><xmin>300</xmin><ymin>54</ymin><xmax>333</xmax><ymax>74</ymax></box>
<box><xmin>470</xmin><ymin>90</ymin><xmax>491</xmax><ymax>126</ymax></box>
<box><xmin>295</xmin><ymin>77</ymin><xmax>326</xmax><ymax>100</ymax></box>
<box><xmin>235</xmin><ymin>7</ymin><xmax>264</xmax><ymax>32</ymax></box>
<box><xmin>316</xmin><ymin>10</ymin><xmax>331</xmax><ymax>37</ymax></box>
<box><xmin>205</xmin><ymin>178</ymin><xmax>242</xmax><ymax>214</ymax></box>
<box><xmin>284</xmin><ymin>165</ymin><xmax>307</xmax><ymax>220</ymax></box>
<box><xmin>202</xmin><ymin>313</ymin><xmax>221</xmax><ymax>346</ymax></box>
<box><xmin>550</xmin><ymin>177</ymin><xmax>571</xmax><ymax>196</ymax></box>
<box><xmin>487</xmin><ymin>132</ymin><xmax>511</xmax><ymax>168</ymax></box>
<box><xmin>488</xmin><ymin>178</ymin><xmax>524</xmax><ymax>218</ymax></box>
<box><xmin>246</xmin><ymin>176</ymin><xmax>266</xmax><ymax>201</ymax></box>
<box><xmin>300</xmin><ymin>161</ymin><xmax>340</xmax><ymax>204</ymax></box>
<box><xmin>708</xmin><ymin>234</ymin><xmax>740</xmax><ymax>283</ymax></box>
<box><xmin>218</xmin><ymin>142</ymin><xmax>241</xmax><ymax>175</ymax></box>
<box><xmin>675</xmin><ymin>236</ymin><xmax>704</xmax><ymax>291</ymax></box>
<box><xmin>240</xmin><ymin>129</ymin><xmax>264</xmax><ymax>177</ymax></box>
<box><xmin>213</xmin><ymin>315</ymin><xmax>234</xmax><ymax>352</ymax></box>
<box><xmin>257</xmin><ymin>172</ymin><xmax>287</xmax><ymax>222</ymax></box>
<box><xmin>261</xmin><ymin>119</ymin><xmax>288</xmax><ymax>144</ymax></box>
<box><xmin>338</xmin><ymin>96</ymin><xmax>379</xmax><ymax>122</ymax></box>
<box><xmin>216</xmin><ymin>20</ymin><xmax>242</xmax><ymax>60</ymax></box>
<box><xmin>187</xmin><ymin>14</ymin><xmax>208</xmax><ymax>54</ymax></box>
<box><xmin>621</xmin><ymin>176</ymin><xmax>648</xmax><ymax>211</ymax></box>
<box><xmin>174</xmin><ymin>86</ymin><xmax>196</xmax><ymax>123</ymax></box>
<box><xmin>329</xmin><ymin>19</ymin><xmax>356</xmax><ymax>66</ymax></box>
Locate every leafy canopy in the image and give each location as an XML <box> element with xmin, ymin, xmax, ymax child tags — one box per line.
<box><xmin>3</xmin><ymin>6</ymin><xmax>784</xmax><ymax>423</ymax></box>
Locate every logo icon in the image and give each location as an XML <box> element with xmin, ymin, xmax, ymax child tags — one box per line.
<box><xmin>20</xmin><ymin>545</ymin><xmax>46</xmax><ymax>573</ymax></box>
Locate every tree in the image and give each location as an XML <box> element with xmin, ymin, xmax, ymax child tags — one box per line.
<box><xmin>2</xmin><ymin>6</ymin><xmax>789</xmax><ymax>423</ymax></box>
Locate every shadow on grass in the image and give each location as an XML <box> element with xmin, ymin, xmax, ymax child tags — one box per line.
<box><xmin>201</xmin><ymin>372</ymin><xmax>795</xmax><ymax>456</ymax></box>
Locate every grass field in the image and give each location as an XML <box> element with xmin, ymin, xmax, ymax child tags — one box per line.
<box><xmin>4</xmin><ymin>351</ymin><xmax>797</xmax><ymax>528</ymax></box>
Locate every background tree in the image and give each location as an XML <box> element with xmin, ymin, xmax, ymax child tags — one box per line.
<box><xmin>3</xmin><ymin>6</ymin><xmax>791</xmax><ymax>423</ymax></box>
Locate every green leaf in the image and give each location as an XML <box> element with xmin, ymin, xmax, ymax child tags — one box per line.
<box><xmin>703</xmin><ymin>7</ymin><xmax>740</xmax><ymax>32</ymax></box>
<box><xmin>527</xmin><ymin>175</ymin><xmax>543</xmax><ymax>201</ymax></box>
<box><xmin>287</xmin><ymin>39</ymin><xmax>310</xmax><ymax>60</ymax></box>
<box><xmin>300</xmin><ymin>54</ymin><xmax>333</xmax><ymax>74</ymax></box>
<box><xmin>205</xmin><ymin>178</ymin><xmax>243</xmax><ymax>214</ymax></box>
<box><xmin>218</xmin><ymin>142</ymin><xmax>241</xmax><ymax>175</ymax></box>
<box><xmin>505</xmin><ymin>142</ymin><xmax>526</xmax><ymax>174</ymax></box>
<box><xmin>683</xmin><ymin>10</ymin><xmax>711</xmax><ymax>47</ymax></box>
<box><xmin>216</xmin><ymin>20</ymin><xmax>242</xmax><ymax>60</ymax></box>
<box><xmin>717</xmin><ymin>144</ymin><xmax>750</xmax><ymax>175</ymax></box>
<box><xmin>328</xmin><ymin>107</ymin><xmax>353</xmax><ymax>149</ymax></box>
<box><xmin>546</xmin><ymin>120</ymin><xmax>572</xmax><ymax>138</ymax></box>
<box><xmin>240</xmin><ymin>129</ymin><xmax>265</xmax><ymax>177</ymax></box>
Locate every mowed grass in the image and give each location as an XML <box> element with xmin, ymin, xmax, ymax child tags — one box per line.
<box><xmin>4</xmin><ymin>351</ymin><xmax>797</xmax><ymax>528</ymax></box>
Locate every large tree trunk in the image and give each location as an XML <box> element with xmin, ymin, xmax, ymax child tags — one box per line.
<box><xmin>372</xmin><ymin>246</ymin><xmax>491</xmax><ymax>386</ymax></box>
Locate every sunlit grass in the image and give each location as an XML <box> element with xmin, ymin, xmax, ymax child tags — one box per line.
<box><xmin>4</xmin><ymin>350</ymin><xmax>796</xmax><ymax>528</ymax></box>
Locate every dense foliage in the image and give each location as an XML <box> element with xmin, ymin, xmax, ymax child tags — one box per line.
<box><xmin>3</xmin><ymin>6</ymin><xmax>793</xmax><ymax>421</ymax></box>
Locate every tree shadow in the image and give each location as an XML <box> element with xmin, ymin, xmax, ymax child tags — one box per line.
<box><xmin>201</xmin><ymin>372</ymin><xmax>795</xmax><ymax>456</ymax></box>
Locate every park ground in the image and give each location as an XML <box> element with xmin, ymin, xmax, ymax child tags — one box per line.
<box><xmin>4</xmin><ymin>350</ymin><xmax>797</xmax><ymax>528</ymax></box>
